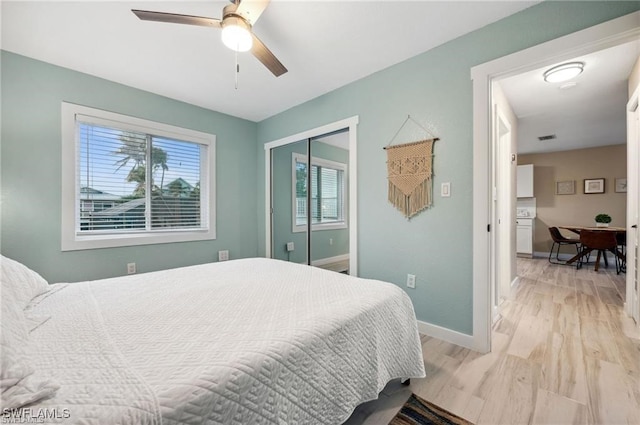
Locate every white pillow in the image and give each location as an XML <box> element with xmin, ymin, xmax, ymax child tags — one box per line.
<box><xmin>0</xmin><ymin>288</ymin><xmax>34</xmax><ymax>389</ymax></box>
<box><xmin>1</xmin><ymin>261</ymin><xmax>59</xmax><ymax>409</ymax></box>
<box><xmin>1</xmin><ymin>256</ymin><xmax>49</xmax><ymax>309</ymax></box>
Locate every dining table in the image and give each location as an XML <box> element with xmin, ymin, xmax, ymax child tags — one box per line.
<box><xmin>559</xmin><ymin>225</ymin><xmax>626</xmax><ymax>271</ymax></box>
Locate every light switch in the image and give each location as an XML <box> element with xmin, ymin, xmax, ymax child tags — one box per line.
<box><xmin>441</xmin><ymin>182</ymin><xmax>451</xmax><ymax>197</ymax></box>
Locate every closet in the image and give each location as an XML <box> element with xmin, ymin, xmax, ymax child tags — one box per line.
<box><xmin>270</xmin><ymin>130</ymin><xmax>350</xmax><ymax>273</ymax></box>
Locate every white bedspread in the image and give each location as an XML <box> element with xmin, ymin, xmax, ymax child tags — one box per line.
<box><xmin>25</xmin><ymin>258</ymin><xmax>425</xmax><ymax>424</ymax></box>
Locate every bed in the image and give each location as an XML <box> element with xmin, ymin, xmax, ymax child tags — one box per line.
<box><xmin>1</xmin><ymin>256</ymin><xmax>425</xmax><ymax>424</ymax></box>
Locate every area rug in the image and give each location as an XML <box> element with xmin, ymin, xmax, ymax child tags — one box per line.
<box><xmin>389</xmin><ymin>393</ymin><xmax>473</xmax><ymax>425</ymax></box>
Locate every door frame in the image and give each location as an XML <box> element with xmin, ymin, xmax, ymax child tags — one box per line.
<box><xmin>264</xmin><ymin>116</ymin><xmax>359</xmax><ymax>275</ymax></box>
<box><xmin>471</xmin><ymin>12</ymin><xmax>640</xmax><ymax>353</ymax></box>
<box><xmin>627</xmin><ymin>85</ymin><xmax>639</xmax><ymax>323</ymax></box>
<box><xmin>492</xmin><ymin>105</ymin><xmax>513</xmax><ymax>324</ymax></box>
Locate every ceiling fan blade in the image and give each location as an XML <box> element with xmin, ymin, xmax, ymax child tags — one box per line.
<box><xmin>132</xmin><ymin>10</ymin><xmax>222</xmax><ymax>28</ymax></box>
<box><xmin>235</xmin><ymin>0</ymin><xmax>270</xmax><ymax>25</ymax></box>
<box><xmin>251</xmin><ymin>33</ymin><xmax>287</xmax><ymax>77</ymax></box>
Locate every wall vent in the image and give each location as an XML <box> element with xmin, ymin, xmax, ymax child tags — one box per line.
<box><xmin>537</xmin><ymin>134</ymin><xmax>556</xmax><ymax>141</ymax></box>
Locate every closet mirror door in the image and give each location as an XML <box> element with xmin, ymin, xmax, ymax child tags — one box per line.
<box><xmin>309</xmin><ymin>132</ymin><xmax>350</xmax><ymax>273</ymax></box>
<box><xmin>271</xmin><ymin>139</ymin><xmax>308</xmax><ymax>264</ymax></box>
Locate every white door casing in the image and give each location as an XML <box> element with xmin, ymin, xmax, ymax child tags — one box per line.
<box><xmin>627</xmin><ymin>86</ymin><xmax>639</xmax><ymax>324</ymax></box>
<box><xmin>492</xmin><ymin>105</ymin><xmax>512</xmax><ymax>324</ymax></box>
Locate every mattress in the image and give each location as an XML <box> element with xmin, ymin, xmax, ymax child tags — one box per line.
<box><xmin>23</xmin><ymin>258</ymin><xmax>426</xmax><ymax>424</ymax></box>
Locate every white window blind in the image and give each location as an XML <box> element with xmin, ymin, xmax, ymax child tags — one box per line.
<box><xmin>292</xmin><ymin>154</ymin><xmax>346</xmax><ymax>232</ymax></box>
<box><xmin>78</xmin><ymin>122</ymin><xmax>204</xmax><ymax>233</ymax></box>
<box><xmin>61</xmin><ymin>103</ymin><xmax>216</xmax><ymax>251</ymax></box>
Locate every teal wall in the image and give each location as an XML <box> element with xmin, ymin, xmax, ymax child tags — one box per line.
<box><xmin>271</xmin><ymin>140</ymin><xmax>349</xmax><ymax>263</ymax></box>
<box><xmin>1</xmin><ymin>51</ymin><xmax>259</xmax><ymax>283</ymax></box>
<box><xmin>256</xmin><ymin>2</ymin><xmax>640</xmax><ymax>334</ymax></box>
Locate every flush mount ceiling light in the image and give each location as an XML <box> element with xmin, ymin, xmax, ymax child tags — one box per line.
<box><xmin>543</xmin><ymin>62</ymin><xmax>584</xmax><ymax>83</ymax></box>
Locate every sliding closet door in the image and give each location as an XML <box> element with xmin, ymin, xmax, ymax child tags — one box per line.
<box><xmin>309</xmin><ymin>134</ymin><xmax>350</xmax><ymax>273</ymax></box>
<box><xmin>271</xmin><ymin>140</ymin><xmax>308</xmax><ymax>264</ymax></box>
<box><xmin>270</xmin><ymin>130</ymin><xmax>350</xmax><ymax>272</ymax></box>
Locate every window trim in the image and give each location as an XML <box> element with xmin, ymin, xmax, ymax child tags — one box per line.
<box><xmin>291</xmin><ymin>153</ymin><xmax>347</xmax><ymax>233</ymax></box>
<box><xmin>61</xmin><ymin>102</ymin><xmax>216</xmax><ymax>251</ymax></box>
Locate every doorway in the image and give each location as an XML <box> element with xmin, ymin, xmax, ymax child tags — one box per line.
<box><xmin>264</xmin><ymin>116</ymin><xmax>359</xmax><ymax>275</ymax></box>
<box><xmin>471</xmin><ymin>12</ymin><xmax>640</xmax><ymax>353</ymax></box>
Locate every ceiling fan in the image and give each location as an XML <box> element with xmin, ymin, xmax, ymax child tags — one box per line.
<box><xmin>132</xmin><ymin>0</ymin><xmax>287</xmax><ymax>77</ymax></box>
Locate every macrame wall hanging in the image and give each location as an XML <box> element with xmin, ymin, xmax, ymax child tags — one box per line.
<box><xmin>384</xmin><ymin>115</ymin><xmax>439</xmax><ymax>219</ymax></box>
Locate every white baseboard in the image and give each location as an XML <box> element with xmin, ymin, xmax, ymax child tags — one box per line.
<box><xmin>417</xmin><ymin>320</ymin><xmax>475</xmax><ymax>351</ymax></box>
<box><xmin>511</xmin><ymin>276</ymin><xmax>520</xmax><ymax>288</ymax></box>
<box><xmin>311</xmin><ymin>254</ymin><xmax>349</xmax><ymax>267</ymax></box>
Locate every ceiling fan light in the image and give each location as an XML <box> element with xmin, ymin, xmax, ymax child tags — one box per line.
<box><xmin>221</xmin><ymin>17</ymin><xmax>253</xmax><ymax>52</ymax></box>
<box><xmin>543</xmin><ymin>62</ymin><xmax>584</xmax><ymax>83</ymax></box>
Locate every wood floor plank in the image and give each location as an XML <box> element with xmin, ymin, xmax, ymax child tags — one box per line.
<box><xmin>555</xmin><ymin>270</ymin><xmax>577</xmax><ymax>288</ymax></box>
<box><xmin>532</xmin><ymin>281</ymin><xmax>557</xmax><ymax>296</ymax></box>
<box><xmin>431</xmin><ymin>384</ymin><xmax>485</xmax><ymax>424</ymax></box>
<box><xmin>524</xmin><ymin>292</ymin><xmax>555</xmax><ymax>319</ymax></box>
<box><xmin>476</xmin><ymin>354</ymin><xmax>540</xmax><ymax>425</ymax></box>
<box><xmin>591</xmin><ymin>271</ymin><xmax>616</xmax><ymax>288</ymax></box>
<box><xmin>493</xmin><ymin>300</ymin><xmax>523</xmax><ymax>337</ymax></box>
<box><xmin>575</xmin><ymin>278</ymin><xmax>598</xmax><ymax>297</ymax></box>
<box><xmin>552</xmin><ymin>284</ymin><xmax>577</xmax><ymax>306</ymax></box>
<box><xmin>595</xmin><ymin>286</ymin><xmax>624</xmax><ymax>306</ymax></box>
<box><xmin>551</xmin><ymin>302</ymin><xmax>580</xmax><ymax>338</ymax></box>
<box><xmin>421</xmin><ymin>336</ymin><xmax>471</xmax><ymax>361</ymax></box>
<box><xmin>539</xmin><ymin>332</ymin><xmax>588</xmax><ymax>405</ymax></box>
<box><xmin>452</xmin><ymin>332</ymin><xmax>510</xmax><ymax>395</ymax></box>
<box><xmin>411</xmin><ymin>350</ymin><xmax>463</xmax><ymax>402</ymax></box>
<box><xmin>584</xmin><ymin>357</ymin><xmax>640</xmax><ymax>424</ymax></box>
<box><xmin>576</xmin><ymin>292</ymin><xmax>609</xmax><ymax>320</ymax></box>
<box><xmin>580</xmin><ymin>316</ymin><xmax>620</xmax><ymax>363</ymax></box>
<box><xmin>531</xmin><ymin>388</ymin><xmax>588</xmax><ymax>425</ymax></box>
<box><xmin>507</xmin><ymin>313</ymin><xmax>551</xmax><ymax>364</ymax></box>
<box><xmin>608</xmin><ymin>319</ymin><xmax>640</xmax><ymax>374</ymax></box>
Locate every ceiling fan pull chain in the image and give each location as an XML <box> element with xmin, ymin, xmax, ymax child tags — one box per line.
<box><xmin>235</xmin><ymin>51</ymin><xmax>239</xmax><ymax>90</ymax></box>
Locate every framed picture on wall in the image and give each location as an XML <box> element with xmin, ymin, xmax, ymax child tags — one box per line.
<box><xmin>555</xmin><ymin>180</ymin><xmax>575</xmax><ymax>195</ymax></box>
<box><xmin>584</xmin><ymin>178</ymin><xmax>605</xmax><ymax>194</ymax></box>
<box><xmin>615</xmin><ymin>178</ymin><xmax>627</xmax><ymax>193</ymax></box>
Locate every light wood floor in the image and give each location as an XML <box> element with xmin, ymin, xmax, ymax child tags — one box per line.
<box><xmin>345</xmin><ymin>257</ymin><xmax>640</xmax><ymax>425</ymax></box>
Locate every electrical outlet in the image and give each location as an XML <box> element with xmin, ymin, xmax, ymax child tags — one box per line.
<box><xmin>286</xmin><ymin>242</ymin><xmax>295</xmax><ymax>252</ymax></box>
<box><xmin>329</xmin><ymin>238</ymin><xmax>333</xmax><ymax>246</ymax></box>
<box><xmin>127</xmin><ymin>263</ymin><xmax>136</xmax><ymax>275</ymax></box>
<box><xmin>406</xmin><ymin>274</ymin><xmax>416</xmax><ymax>289</ymax></box>
<box><xmin>218</xmin><ymin>250</ymin><xmax>229</xmax><ymax>261</ymax></box>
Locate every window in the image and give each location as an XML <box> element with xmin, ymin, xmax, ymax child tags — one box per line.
<box><xmin>292</xmin><ymin>153</ymin><xmax>347</xmax><ymax>232</ymax></box>
<box><xmin>62</xmin><ymin>103</ymin><xmax>215</xmax><ymax>250</ymax></box>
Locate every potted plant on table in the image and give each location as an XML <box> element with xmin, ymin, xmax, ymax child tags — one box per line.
<box><xmin>595</xmin><ymin>213</ymin><xmax>612</xmax><ymax>227</ymax></box>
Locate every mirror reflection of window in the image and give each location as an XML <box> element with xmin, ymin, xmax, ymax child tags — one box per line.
<box><xmin>293</xmin><ymin>154</ymin><xmax>346</xmax><ymax>229</ymax></box>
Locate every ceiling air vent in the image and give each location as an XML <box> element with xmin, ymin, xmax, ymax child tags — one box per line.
<box><xmin>537</xmin><ymin>134</ymin><xmax>556</xmax><ymax>141</ymax></box>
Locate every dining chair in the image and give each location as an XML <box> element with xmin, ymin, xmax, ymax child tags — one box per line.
<box><xmin>548</xmin><ymin>227</ymin><xmax>581</xmax><ymax>265</ymax></box>
<box><xmin>576</xmin><ymin>230</ymin><xmax>620</xmax><ymax>273</ymax></box>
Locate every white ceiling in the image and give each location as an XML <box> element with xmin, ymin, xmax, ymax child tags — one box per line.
<box><xmin>1</xmin><ymin>0</ymin><xmax>539</xmax><ymax>122</ymax></box>
<box><xmin>499</xmin><ymin>40</ymin><xmax>640</xmax><ymax>155</ymax></box>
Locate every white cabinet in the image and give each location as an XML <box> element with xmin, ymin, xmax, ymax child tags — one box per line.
<box><xmin>516</xmin><ymin>218</ymin><xmax>533</xmax><ymax>257</ymax></box>
<box><xmin>517</xmin><ymin>164</ymin><xmax>534</xmax><ymax>198</ymax></box>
